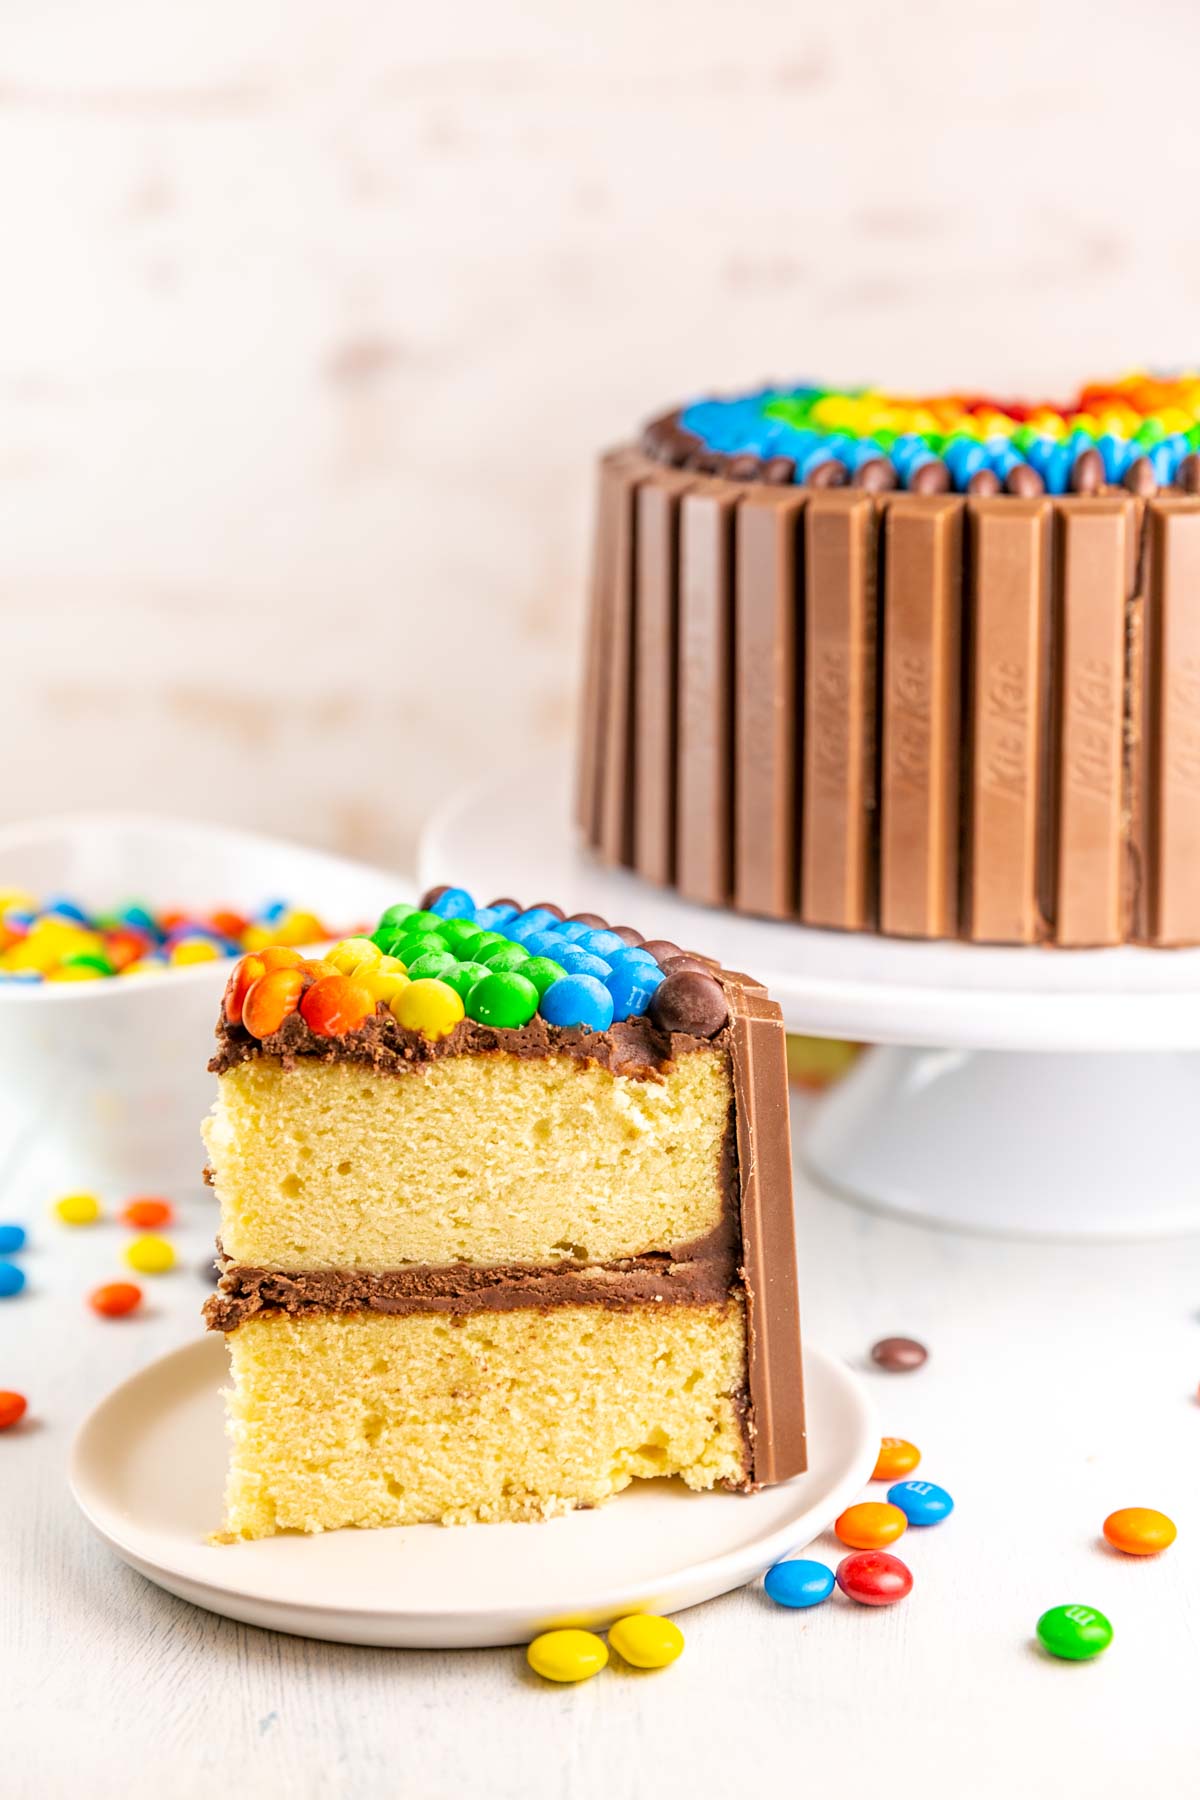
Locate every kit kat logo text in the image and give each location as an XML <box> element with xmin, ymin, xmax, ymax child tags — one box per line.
<box><xmin>1066</xmin><ymin>656</ymin><xmax>1117</xmax><ymax>803</ymax></box>
<box><xmin>981</xmin><ymin>654</ymin><xmax>1028</xmax><ymax>800</ymax></box>
<box><xmin>1166</xmin><ymin>657</ymin><xmax>1200</xmax><ymax>795</ymax></box>
<box><xmin>811</xmin><ymin>646</ymin><xmax>852</xmax><ymax>795</ymax></box>
<box><xmin>888</xmin><ymin>652</ymin><xmax>931</xmax><ymax>789</ymax></box>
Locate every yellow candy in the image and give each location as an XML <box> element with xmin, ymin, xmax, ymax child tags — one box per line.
<box><xmin>526</xmin><ymin>1629</ymin><xmax>608</xmax><ymax>1684</ymax></box>
<box><xmin>242</xmin><ymin>924</ymin><xmax>280</xmax><ymax>952</ymax></box>
<box><xmin>325</xmin><ymin>937</ymin><xmax>383</xmax><ymax>976</ymax></box>
<box><xmin>46</xmin><ymin>964</ymin><xmax>104</xmax><ymax>982</ymax></box>
<box><xmin>271</xmin><ymin>910</ymin><xmax>326</xmax><ymax>947</ymax></box>
<box><xmin>0</xmin><ymin>888</ymin><xmax>36</xmax><ymax>913</ymax></box>
<box><xmin>359</xmin><ymin>967</ymin><xmax>410</xmax><ymax>1005</ymax></box>
<box><xmin>607</xmin><ymin>1614</ymin><xmax>685</xmax><ymax>1670</ymax></box>
<box><xmin>120</xmin><ymin>959</ymin><xmax>166</xmax><ymax>976</ymax></box>
<box><xmin>55</xmin><ymin>1191</ymin><xmax>102</xmax><ymax>1226</ymax></box>
<box><xmin>124</xmin><ymin>1233</ymin><xmax>175</xmax><ymax>1275</ymax></box>
<box><xmin>391</xmin><ymin>978</ymin><xmax>463</xmax><ymax>1041</ymax></box>
<box><xmin>169</xmin><ymin>939</ymin><xmax>221</xmax><ymax>966</ymax></box>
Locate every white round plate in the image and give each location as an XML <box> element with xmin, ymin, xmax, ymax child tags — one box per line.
<box><xmin>70</xmin><ymin>1335</ymin><xmax>874</xmax><ymax>1648</ymax></box>
<box><xmin>420</xmin><ymin>767</ymin><xmax>1200</xmax><ymax>1052</ymax></box>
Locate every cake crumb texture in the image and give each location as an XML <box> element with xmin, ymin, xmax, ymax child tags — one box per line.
<box><xmin>223</xmin><ymin>1302</ymin><xmax>748</xmax><ymax>1536</ymax></box>
<box><xmin>205</xmin><ymin>1050</ymin><xmax>731</xmax><ymax>1270</ymax></box>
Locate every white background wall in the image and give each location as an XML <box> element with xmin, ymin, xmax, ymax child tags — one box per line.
<box><xmin>4</xmin><ymin>1</ymin><xmax>1200</xmax><ymax>871</ymax></box>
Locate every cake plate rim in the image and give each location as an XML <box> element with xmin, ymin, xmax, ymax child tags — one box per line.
<box><xmin>68</xmin><ymin>1334</ymin><xmax>876</xmax><ymax>1650</ymax></box>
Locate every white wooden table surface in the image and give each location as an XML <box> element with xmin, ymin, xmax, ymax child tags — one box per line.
<box><xmin>3</xmin><ymin>1086</ymin><xmax>1196</xmax><ymax>1799</ymax></box>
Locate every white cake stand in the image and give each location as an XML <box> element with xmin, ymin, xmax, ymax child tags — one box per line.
<box><xmin>420</xmin><ymin>769</ymin><xmax>1200</xmax><ymax>1240</ymax></box>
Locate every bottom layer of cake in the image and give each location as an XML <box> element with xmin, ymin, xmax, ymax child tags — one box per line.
<box><xmin>221</xmin><ymin>1299</ymin><xmax>750</xmax><ymax>1537</ymax></box>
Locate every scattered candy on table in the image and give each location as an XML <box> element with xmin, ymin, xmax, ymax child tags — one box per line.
<box><xmin>526</xmin><ymin>1628</ymin><xmax>609</xmax><ymax>1683</ymax></box>
<box><xmin>0</xmin><ymin>1390</ymin><xmax>28</xmax><ymax>1430</ymax></box>
<box><xmin>873</xmin><ymin>1437</ymin><xmax>921</xmax><ymax>1481</ymax></box>
<box><xmin>124</xmin><ymin>1234</ymin><xmax>176</xmax><ymax>1275</ymax></box>
<box><xmin>888</xmin><ymin>1481</ymin><xmax>954</xmax><ymax>1527</ymax></box>
<box><xmin>89</xmin><ymin>1281</ymin><xmax>143</xmax><ymax>1318</ymax></box>
<box><xmin>835</xmin><ymin>1501</ymin><xmax>908</xmax><ymax>1550</ymax></box>
<box><xmin>54</xmin><ymin>1191</ymin><xmax>102</xmax><ymax>1226</ymax></box>
<box><xmin>836</xmin><ymin>1551</ymin><xmax>913</xmax><ymax>1607</ymax></box>
<box><xmin>1036</xmin><ymin>1604</ymin><xmax>1113</xmax><ymax>1661</ymax></box>
<box><xmin>1102</xmin><ymin>1507</ymin><xmax>1176</xmax><ymax>1556</ymax></box>
<box><xmin>120</xmin><ymin>1198</ymin><xmax>174</xmax><ymax>1230</ymax></box>
<box><xmin>0</xmin><ymin>1223</ymin><xmax>27</xmax><ymax>1254</ymax></box>
<box><xmin>607</xmin><ymin>1615</ymin><xmax>685</xmax><ymax>1669</ymax></box>
<box><xmin>870</xmin><ymin>1336</ymin><xmax>928</xmax><ymax>1373</ymax></box>
<box><xmin>0</xmin><ymin>1261</ymin><xmax>26</xmax><ymax>1298</ymax></box>
<box><xmin>764</xmin><ymin>1559</ymin><xmax>836</xmax><ymax>1609</ymax></box>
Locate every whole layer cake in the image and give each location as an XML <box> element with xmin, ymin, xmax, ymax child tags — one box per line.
<box><xmin>577</xmin><ymin>372</ymin><xmax>1200</xmax><ymax>945</ymax></box>
<box><xmin>204</xmin><ymin>887</ymin><xmax>804</xmax><ymax>1537</ymax></box>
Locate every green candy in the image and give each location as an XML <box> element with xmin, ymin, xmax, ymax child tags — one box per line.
<box><xmin>477</xmin><ymin>941</ymin><xmax>529</xmax><ymax>973</ymax></box>
<box><xmin>441</xmin><ymin>961</ymin><xmax>491</xmax><ymax>1002</ymax></box>
<box><xmin>1036</xmin><ymin>1605</ymin><xmax>1113</xmax><ymax>1662</ymax></box>
<box><xmin>467</xmin><ymin>971</ymin><xmax>539</xmax><ymax>1030</ymax></box>
<box><xmin>470</xmin><ymin>931</ymin><xmax>508</xmax><ymax>958</ymax></box>
<box><xmin>403</xmin><ymin>909</ymin><xmax>445</xmax><ymax>936</ymax></box>
<box><xmin>439</xmin><ymin>919</ymin><xmax>483</xmax><ymax>952</ymax></box>
<box><xmin>62</xmin><ymin>951</ymin><xmax>114</xmax><ymax>976</ymax></box>
<box><xmin>394</xmin><ymin>932</ymin><xmax>446</xmax><ymax>965</ymax></box>
<box><xmin>405</xmin><ymin>950</ymin><xmax>458</xmax><ymax>981</ymax></box>
<box><xmin>521</xmin><ymin>956</ymin><xmax>567</xmax><ymax>997</ymax></box>
<box><xmin>377</xmin><ymin>902</ymin><xmax>418</xmax><ymax>933</ymax></box>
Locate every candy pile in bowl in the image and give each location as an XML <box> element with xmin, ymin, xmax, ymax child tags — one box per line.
<box><xmin>0</xmin><ymin>890</ymin><xmax>335</xmax><ymax>985</ymax></box>
<box><xmin>226</xmin><ymin>886</ymin><xmax>732</xmax><ymax>1044</ymax></box>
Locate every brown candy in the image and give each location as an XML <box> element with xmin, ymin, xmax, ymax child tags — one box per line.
<box><xmin>567</xmin><ymin>910</ymin><xmax>608</xmax><ymax>927</ymax></box>
<box><xmin>419</xmin><ymin>884</ymin><xmax>450</xmax><ymax>909</ymax></box>
<box><xmin>609</xmin><ymin>924</ymin><xmax>644</xmax><ymax>946</ymax></box>
<box><xmin>761</xmin><ymin>456</ymin><xmax>796</xmax><ymax>485</ymax></box>
<box><xmin>640</xmin><ymin>938</ymin><xmax>682</xmax><ymax>966</ymax></box>
<box><xmin>488</xmin><ymin>896</ymin><xmax>521</xmax><ymax>911</ymax></box>
<box><xmin>649</xmin><ymin>969</ymin><xmax>730</xmax><ymax>1038</ymax></box>
<box><xmin>1123</xmin><ymin>456</ymin><xmax>1158</xmax><ymax>497</ymax></box>
<box><xmin>1069</xmin><ymin>447</ymin><xmax>1105</xmax><ymax>495</ymax></box>
<box><xmin>1178</xmin><ymin>452</ymin><xmax>1200</xmax><ymax>494</ymax></box>
<box><xmin>910</xmin><ymin>459</ymin><xmax>950</xmax><ymax>495</ymax></box>
<box><xmin>870</xmin><ymin>1336</ymin><xmax>928</xmax><ymax>1373</ymax></box>
<box><xmin>527</xmin><ymin>902</ymin><xmax>565</xmax><ymax>920</ymax></box>
<box><xmin>727</xmin><ymin>454</ymin><xmax>761</xmax><ymax>482</ymax></box>
<box><xmin>807</xmin><ymin>458</ymin><xmax>849</xmax><ymax>490</ymax></box>
<box><xmin>966</xmin><ymin>467</ymin><xmax>1001</xmax><ymax>497</ymax></box>
<box><xmin>853</xmin><ymin>457</ymin><xmax>898</xmax><ymax>493</ymax></box>
<box><xmin>1005</xmin><ymin>463</ymin><xmax>1044</xmax><ymax>497</ymax></box>
<box><xmin>659</xmin><ymin>954</ymin><xmax>715</xmax><ymax>976</ymax></box>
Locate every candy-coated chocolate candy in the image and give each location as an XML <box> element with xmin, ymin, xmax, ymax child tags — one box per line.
<box><xmin>466</xmin><ymin>971</ymin><xmax>540</xmax><ymax>1030</ymax></box>
<box><xmin>607</xmin><ymin>959</ymin><xmax>664</xmax><ymax>1022</ymax></box>
<box><xmin>0</xmin><ymin>1261</ymin><xmax>25</xmax><ymax>1298</ymax></box>
<box><xmin>439</xmin><ymin>919</ymin><xmax>483</xmax><ymax>953</ymax></box>
<box><xmin>242</xmin><ymin>967</ymin><xmax>307</xmax><ymax>1038</ymax></box>
<box><xmin>763</xmin><ymin>1559</ymin><xmax>836</xmax><ymax>1609</ymax></box>
<box><xmin>835</xmin><ymin>1501</ymin><xmax>907</xmax><ymax>1549</ymax></box>
<box><xmin>256</xmin><ymin>947</ymin><xmax>305</xmax><ymax>973</ymax></box>
<box><xmin>358</xmin><ymin>966</ymin><xmax>410</xmax><ymax>1005</ymax></box>
<box><xmin>170</xmin><ymin>938</ymin><xmax>222</xmax><ymax>966</ymax></box>
<box><xmin>46</xmin><ymin>963</ymin><xmax>105</xmax><ymax>983</ymax></box>
<box><xmin>0</xmin><ymin>1224</ymin><xmax>27</xmax><ymax>1254</ymax></box>
<box><xmin>467</xmin><ymin>931</ymin><xmax>508</xmax><ymax>958</ymax></box>
<box><xmin>649</xmin><ymin>970</ymin><xmax>729</xmax><ymax>1038</ymax></box>
<box><xmin>376</xmin><ymin>903</ymin><xmax>417</xmax><ymax>934</ymax></box>
<box><xmin>476</xmin><ymin>941</ymin><xmax>530</xmax><ymax>973</ymax></box>
<box><xmin>540</xmin><ymin>974</ymin><xmax>614</xmax><ymax>1033</ymax></box>
<box><xmin>54</xmin><ymin>1191</ymin><xmax>102</xmax><ymax>1226</ymax></box>
<box><xmin>392</xmin><ymin>933</ymin><xmax>448</xmax><ymax>967</ymax></box>
<box><xmin>223</xmin><ymin>953</ymin><xmax>265</xmax><ymax>1024</ymax></box>
<box><xmin>486</xmin><ymin>898</ymin><xmax>521</xmax><ymax>917</ymax></box>
<box><xmin>121</xmin><ymin>1198</ymin><xmax>173</xmax><ymax>1230</ymax></box>
<box><xmin>505</xmin><ymin>912</ymin><xmax>554</xmax><ymax>944</ymax></box>
<box><xmin>401</xmin><ymin>910</ymin><xmax>444</xmax><ymax>937</ymax></box>
<box><xmin>836</xmin><ymin>1550</ymin><xmax>912</xmax><ymax>1606</ymax></box>
<box><xmin>526</xmin><ymin>1628</ymin><xmax>608</xmax><ymax>1684</ymax></box>
<box><xmin>325</xmin><ymin>937</ymin><xmax>383</xmax><ymax>976</ymax></box>
<box><xmin>873</xmin><ymin>1437</ymin><xmax>921</xmax><ymax>1481</ymax></box>
<box><xmin>471</xmin><ymin>906</ymin><xmax>515</xmax><ymax>931</ymax></box>
<box><xmin>1103</xmin><ymin>1507</ymin><xmax>1176</xmax><ymax>1555</ymax></box>
<box><xmin>575</xmin><ymin>928</ymin><xmax>626</xmax><ymax>958</ymax></box>
<box><xmin>429</xmin><ymin>887</ymin><xmax>475</xmax><ymax>920</ymax></box>
<box><xmin>520</xmin><ymin>956</ymin><xmax>567</xmax><ymax>997</ymax></box>
<box><xmin>404</xmin><ymin>950</ymin><xmax>459</xmax><ymax>981</ymax></box>
<box><xmin>870</xmin><ymin>1336</ymin><xmax>928</xmax><ymax>1372</ymax></box>
<box><xmin>125</xmin><ymin>1233</ymin><xmax>175</xmax><ymax>1275</ymax></box>
<box><xmin>1036</xmin><ymin>1604</ymin><xmax>1113</xmax><ymax>1661</ymax></box>
<box><xmin>300</xmin><ymin>975</ymin><xmax>377</xmax><ymax>1038</ymax></box>
<box><xmin>605</xmin><ymin>944</ymin><xmax>659</xmax><ymax>972</ymax></box>
<box><xmin>887</xmin><ymin>1480</ymin><xmax>953</xmax><ymax>1526</ymax></box>
<box><xmin>554</xmin><ymin>921</ymin><xmax>592</xmax><ymax>944</ymax></box>
<box><xmin>521</xmin><ymin>930</ymin><xmax>567</xmax><ymax>961</ymax></box>
<box><xmin>89</xmin><ymin>1281</ymin><xmax>142</xmax><ymax>1318</ymax></box>
<box><xmin>555</xmin><ymin>947</ymin><xmax>612</xmax><ymax>981</ymax></box>
<box><xmin>0</xmin><ymin>1390</ymin><xmax>27</xmax><ymax>1429</ymax></box>
<box><xmin>62</xmin><ymin>950</ymin><xmax>115</xmax><ymax>976</ymax></box>
<box><xmin>441</xmin><ymin>961</ymin><xmax>491</xmax><ymax>1002</ymax></box>
<box><xmin>608</xmin><ymin>1614</ymin><xmax>685</xmax><ymax>1668</ymax></box>
<box><xmin>391</xmin><ymin>978</ymin><xmax>465</xmax><ymax>1041</ymax></box>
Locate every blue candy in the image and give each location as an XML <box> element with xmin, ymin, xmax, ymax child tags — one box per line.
<box><xmin>430</xmin><ymin>887</ymin><xmax>475</xmax><ymax>920</ymax></box>
<box><xmin>522</xmin><ymin>930</ymin><xmax>569</xmax><ymax>961</ymax></box>
<box><xmin>43</xmin><ymin>897</ymin><xmax>90</xmax><ymax>924</ymax></box>
<box><xmin>888</xmin><ymin>1479</ymin><xmax>954</xmax><ymax>1526</ymax></box>
<box><xmin>556</xmin><ymin>946</ymin><xmax>612</xmax><ymax>981</ymax></box>
<box><xmin>540</xmin><ymin>974</ymin><xmax>614</xmax><ymax>1033</ymax></box>
<box><xmin>575</xmin><ymin>928</ymin><xmax>626</xmax><ymax>958</ymax></box>
<box><xmin>0</xmin><ymin>1224</ymin><xmax>27</xmax><ymax>1255</ymax></box>
<box><xmin>503</xmin><ymin>914</ymin><xmax>549</xmax><ymax>944</ymax></box>
<box><xmin>0</xmin><ymin>1260</ymin><xmax>26</xmax><ymax>1299</ymax></box>
<box><xmin>554</xmin><ymin>921</ymin><xmax>593</xmax><ymax>945</ymax></box>
<box><xmin>473</xmin><ymin>904</ymin><xmax>518</xmax><ymax>931</ymax></box>
<box><xmin>763</xmin><ymin>1559</ymin><xmax>835</xmax><ymax>1609</ymax></box>
<box><xmin>258</xmin><ymin>899</ymin><xmax>289</xmax><ymax>924</ymax></box>
<box><xmin>605</xmin><ymin>944</ymin><xmax>659</xmax><ymax>972</ymax></box>
<box><xmin>607</xmin><ymin>959</ymin><xmax>665</xmax><ymax>1022</ymax></box>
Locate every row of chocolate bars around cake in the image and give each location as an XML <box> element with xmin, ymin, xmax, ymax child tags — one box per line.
<box><xmin>578</xmin><ymin>449</ymin><xmax>1200</xmax><ymax>947</ymax></box>
<box><xmin>203</xmin><ymin>886</ymin><xmax>804</xmax><ymax>1536</ymax></box>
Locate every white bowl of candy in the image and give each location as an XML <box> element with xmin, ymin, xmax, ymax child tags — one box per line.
<box><xmin>0</xmin><ymin>815</ymin><xmax>409</xmax><ymax>1195</ymax></box>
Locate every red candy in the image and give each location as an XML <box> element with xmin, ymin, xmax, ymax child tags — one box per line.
<box><xmin>121</xmin><ymin>1197</ymin><xmax>174</xmax><ymax>1230</ymax></box>
<box><xmin>89</xmin><ymin>1282</ymin><xmax>143</xmax><ymax>1318</ymax></box>
<box><xmin>836</xmin><ymin>1550</ymin><xmax>913</xmax><ymax>1606</ymax></box>
<box><xmin>242</xmin><ymin>967</ymin><xmax>307</xmax><ymax>1038</ymax></box>
<box><xmin>300</xmin><ymin>974</ymin><xmax>376</xmax><ymax>1038</ymax></box>
<box><xmin>0</xmin><ymin>1390</ymin><xmax>28</xmax><ymax>1430</ymax></box>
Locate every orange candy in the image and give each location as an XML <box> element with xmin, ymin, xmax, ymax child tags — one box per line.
<box><xmin>300</xmin><ymin>974</ymin><xmax>376</xmax><ymax>1038</ymax></box>
<box><xmin>835</xmin><ymin>1501</ymin><xmax>908</xmax><ymax>1550</ymax></box>
<box><xmin>1103</xmin><ymin>1507</ymin><xmax>1177</xmax><ymax>1556</ymax></box>
<box><xmin>242</xmin><ymin>966</ymin><xmax>308</xmax><ymax>1038</ymax></box>
<box><xmin>89</xmin><ymin>1281</ymin><xmax>143</xmax><ymax>1318</ymax></box>
<box><xmin>121</xmin><ymin>1197</ymin><xmax>174</xmax><ymax>1230</ymax></box>
<box><xmin>222</xmin><ymin>947</ymin><xmax>304</xmax><ymax>1023</ymax></box>
<box><xmin>873</xmin><ymin>1437</ymin><xmax>921</xmax><ymax>1482</ymax></box>
<box><xmin>0</xmin><ymin>1390</ymin><xmax>28</xmax><ymax>1430</ymax></box>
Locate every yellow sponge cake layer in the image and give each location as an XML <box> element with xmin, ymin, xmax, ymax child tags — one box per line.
<box><xmin>222</xmin><ymin>1300</ymin><xmax>748</xmax><ymax>1536</ymax></box>
<box><xmin>205</xmin><ymin>1049</ymin><xmax>732</xmax><ymax>1271</ymax></box>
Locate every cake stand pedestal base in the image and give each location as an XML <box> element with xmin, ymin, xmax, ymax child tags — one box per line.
<box><xmin>804</xmin><ymin>1045</ymin><xmax>1200</xmax><ymax>1239</ymax></box>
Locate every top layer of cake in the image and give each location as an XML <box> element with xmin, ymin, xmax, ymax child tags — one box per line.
<box><xmin>643</xmin><ymin>371</ymin><xmax>1200</xmax><ymax>497</ymax></box>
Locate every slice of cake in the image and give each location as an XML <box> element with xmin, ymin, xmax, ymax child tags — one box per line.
<box><xmin>203</xmin><ymin>886</ymin><xmax>805</xmax><ymax>1537</ymax></box>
